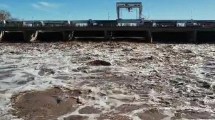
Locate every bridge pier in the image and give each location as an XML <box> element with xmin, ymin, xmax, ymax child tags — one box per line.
<box><xmin>189</xmin><ymin>30</ymin><xmax>197</xmax><ymax>43</ymax></box>
<box><xmin>69</xmin><ymin>31</ymin><xmax>75</xmax><ymax>40</ymax></box>
<box><xmin>24</xmin><ymin>31</ymin><xmax>36</xmax><ymax>42</ymax></box>
<box><xmin>0</xmin><ymin>31</ymin><xmax>5</xmax><ymax>42</ymax></box>
<box><xmin>63</xmin><ymin>31</ymin><xmax>74</xmax><ymax>41</ymax></box>
<box><xmin>147</xmin><ymin>31</ymin><xmax>153</xmax><ymax>43</ymax></box>
<box><xmin>23</xmin><ymin>31</ymin><xmax>76</xmax><ymax>42</ymax></box>
<box><xmin>29</xmin><ymin>31</ymin><xmax>39</xmax><ymax>42</ymax></box>
<box><xmin>104</xmin><ymin>31</ymin><xmax>112</xmax><ymax>40</ymax></box>
<box><xmin>62</xmin><ymin>32</ymin><xmax>66</xmax><ymax>41</ymax></box>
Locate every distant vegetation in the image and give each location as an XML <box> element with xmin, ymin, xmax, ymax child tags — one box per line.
<box><xmin>0</xmin><ymin>10</ymin><xmax>18</xmax><ymax>21</ymax></box>
<box><xmin>0</xmin><ymin>10</ymin><xmax>11</xmax><ymax>20</ymax></box>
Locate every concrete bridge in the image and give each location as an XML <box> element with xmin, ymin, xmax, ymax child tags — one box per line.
<box><xmin>1</xmin><ymin>26</ymin><xmax>215</xmax><ymax>43</ymax></box>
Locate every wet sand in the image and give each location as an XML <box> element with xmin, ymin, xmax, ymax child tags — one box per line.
<box><xmin>0</xmin><ymin>42</ymin><xmax>215</xmax><ymax>120</ymax></box>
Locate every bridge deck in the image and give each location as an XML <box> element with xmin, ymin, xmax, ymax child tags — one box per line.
<box><xmin>1</xmin><ymin>26</ymin><xmax>215</xmax><ymax>43</ymax></box>
<box><xmin>1</xmin><ymin>26</ymin><xmax>215</xmax><ymax>32</ymax></box>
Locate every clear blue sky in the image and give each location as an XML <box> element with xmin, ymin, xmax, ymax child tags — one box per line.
<box><xmin>0</xmin><ymin>0</ymin><xmax>215</xmax><ymax>20</ymax></box>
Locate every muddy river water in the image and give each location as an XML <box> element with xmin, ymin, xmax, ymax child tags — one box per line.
<box><xmin>0</xmin><ymin>42</ymin><xmax>215</xmax><ymax>120</ymax></box>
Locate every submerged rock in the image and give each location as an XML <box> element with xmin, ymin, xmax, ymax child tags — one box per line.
<box><xmin>97</xmin><ymin>113</ymin><xmax>132</xmax><ymax>120</ymax></box>
<box><xmin>172</xmin><ymin>109</ymin><xmax>215</xmax><ymax>119</ymax></box>
<box><xmin>116</xmin><ymin>104</ymin><xmax>141</xmax><ymax>113</ymax></box>
<box><xmin>183</xmin><ymin>49</ymin><xmax>193</xmax><ymax>53</ymax></box>
<box><xmin>87</xmin><ymin>60</ymin><xmax>111</xmax><ymax>66</ymax></box>
<box><xmin>198</xmin><ymin>81</ymin><xmax>211</xmax><ymax>89</ymax></box>
<box><xmin>64</xmin><ymin>115</ymin><xmax>88</xmax><ymax>120</ymax></box>
<box><xmin>38</xmin><ymin>68</ymin><xmax>55</xmax><ymax>76</ymax></box>
<box><xmin>11</xmin><ymin>87</ymin><xmax>85</xmax><ymax>120</ymax></box>
<box><xmin>16</xmin><ymin>77</ymin><xmax>35</xmax><ymax>85</ymax></box>
<box><xmin>137</xmin><ymin>108</ymin><xmax>167</xmax><ymax>120</ymax></box>
<box><xmin>79</xmin><ymin>106</ymin><xmax>101</xmax><ymax>114</ymax></box>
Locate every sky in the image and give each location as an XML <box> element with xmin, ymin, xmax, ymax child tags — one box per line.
<box><xmin>0</xmin><ymin>0</ymin><xmax>215</xmax><ymax>20</ymax></box>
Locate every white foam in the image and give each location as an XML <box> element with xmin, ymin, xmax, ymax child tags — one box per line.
<box><xmin>0</xmin><ymin>43</ymin><xmax>215</xmax><ymax>119</ymax></box>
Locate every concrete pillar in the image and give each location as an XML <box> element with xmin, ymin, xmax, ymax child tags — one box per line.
<box><xmin>68</xmin><ymin>31</ymin><xmax>74</xmax><ymax>41</ymax></box>
<box><xmin>0</xmin><ymin>31</ymin><xmax>5</xmax><ymax>42</ymax></box>
<box><xmin>30</xmin><ymin>31</ymin><xmax>39</xmax><ymax>42</ymax></box>
<box><xmin>62</xmin><ymin>31</ymin><xmax>66</xmax><ymax>41</ymax></box>
<box><xmin>189</xmin><ymin>30</ymin><xmax>197</xmax><ymax>43</ymax></box>
<box><xmin>193</xmin><ymin>30</ymin><xmax>197</xmax><ymax>43</ymax></box>
<box><xmin>24</xmin><ymin>31</ymin><xmax>35</xmax><ymax>42</ymax></box>
<box><xmin>147</xmin><ymin>31</ymin><xmax>153</xmax><ymax>43</ymax></box>
<box><xmin>104</xmin><ymin>31</ymin><xmax>112</xmax><ymax>40</ymax></box>
<box><xmin>63</xmin><ymin>31</ymin><xmax>74</xmax><ymax>41</ymax></box>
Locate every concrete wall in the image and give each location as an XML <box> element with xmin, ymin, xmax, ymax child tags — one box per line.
<box><xmin>1</xmin><ymin>31</ymin><xmax>26</xmax><ymax>43</ymax></box>
<box><xmin>73</xmin><ymin>31</ymin><xmax>105</xmax><ymax>39</ymax></box>
<box><xmin>36</xmin><ymin>32</ymin><xmax>64</xmax><ymax>42</ymax></box>
<box><xmin>111</xmin><ymin>31</ymin><xmax>150</xmax><ymax>42</ymax></box>
<box><xmin>152</xmin><ymin>32</ymin><xmax>191</xmax><ymax>43</ymax></box>
<box><xmin>0</xmin><ymin>30</ymin><xmax>215</xmax><ymax>43</ymax></box>
<box><xmin>197</xmin><ymin>31</ymin><xmax>215</xmax><ymax>43</ymax></box>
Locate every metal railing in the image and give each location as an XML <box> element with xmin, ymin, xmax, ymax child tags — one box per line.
<box><xmin>1</xmin><ymin>20</ymin><xmax>215</xmax><ymax>28</ymax></box>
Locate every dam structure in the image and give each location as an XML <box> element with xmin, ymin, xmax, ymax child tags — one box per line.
<box><xmin>1</xmin><ymin>2</ymin><xmax>215</xmax><ymax>43</ymax></box>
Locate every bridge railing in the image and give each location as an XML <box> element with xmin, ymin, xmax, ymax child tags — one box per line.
<box><xmin>1</xmin><ymin>20</ymin><xmax>215</xmax><ymax>28</ymax></box>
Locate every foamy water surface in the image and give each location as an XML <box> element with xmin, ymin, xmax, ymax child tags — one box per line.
<box><xmin>0</xmin><ymin>42</ymin><xmax>215</xmax><ymax>120</ymax></box>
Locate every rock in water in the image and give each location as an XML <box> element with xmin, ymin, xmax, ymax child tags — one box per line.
<box><xmin>87</xmin><ymin>60</ymin><xmax>111</xmax><ymax>66</ymax></box>
<box><xmin>64</xmin><ymin>115</ymin><xmax>88</xmax><ymax>120</ymax></box>
<box><xmin>38</xmin><ymin>68</ymin><xmax>55</xmax><ymax>76</ymax></box>
<box><xmin>11</xmin><ymin>87</ymin><xmax>85</xmax><ymax>120</ymax></box>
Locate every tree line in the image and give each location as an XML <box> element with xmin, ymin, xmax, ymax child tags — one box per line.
<box><xmin>0</xmin><ymin>9</ymin><xmax>13</xmax><ymax>20</ymax></box>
